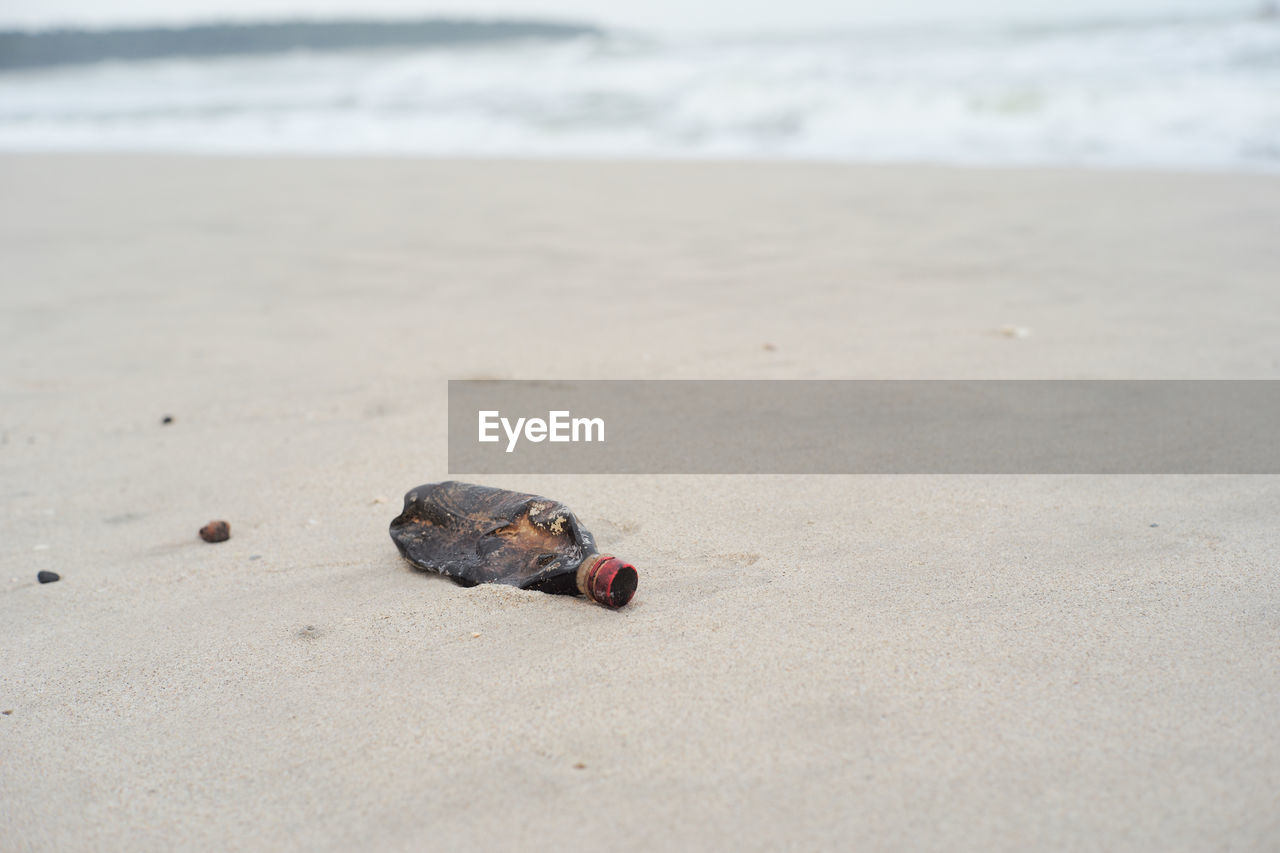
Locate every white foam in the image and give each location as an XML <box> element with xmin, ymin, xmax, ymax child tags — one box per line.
<box><xmin>1</xmin><ymin>16</ymin><xmax>1278</xmax><ymax>170</ymax></box>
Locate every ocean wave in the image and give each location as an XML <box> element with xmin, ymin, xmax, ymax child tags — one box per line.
<box><xmin>1</xmin><ymin>14</ymin><xmax>1278</xmax><ymax>169</ymax></box>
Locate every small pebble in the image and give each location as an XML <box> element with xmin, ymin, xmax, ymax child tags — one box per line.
<box><xmin>573</xmin><ymin>762</ymin><xmax>586</xmax><ymax>770</ymax></box>
<box><xmin>999</xmin><ymin>325</ymin><xmax>1032</xmax><ymax>339</ymax></box>
<box><xmin>2</xmin><ymin>710</ymin><xmax>12</xmax><ymax>715</ymax></box>
<box><xmin>1150</xmin><ymin>523</ymin><xmax>1159</xmax><ymax>528</ymax></box>
<box><xmin>161</xmin><ymin>415</ymin><xmax>174</xmax><ymax>425</ymax></box>
<box><xmin>762</xmin><ymin>343</ymin><xmax>777</xmax><ymax>352</ymax></box>
<box><xmin>372</xmin><ymin>496</ymin><xmax>389</xmax><ymax>504</ymax></box>
<box><xmin>37</xmin><ymin>571</ymin><xmax>60</xmax><ymax>584</ymax></box>
<box><xmin>471</xmin><ymin>632</ymin><xmax>481</xmax><ymax>638</ymax></box>
<box><xmin>199</xmin><ymin>520</ymin><xmax>230</xmax><ymax>543</ymax></box>
<box><xmin>248</xmin><ymin>554</ymin><xmax>261</xmax><ymax>561</ymax></box>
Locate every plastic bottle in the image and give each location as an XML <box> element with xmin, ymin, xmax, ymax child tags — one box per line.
<box><xmin>389</xmin><ymin>481</ymin><xmax>638</xmax><ymax>609</ymax></box>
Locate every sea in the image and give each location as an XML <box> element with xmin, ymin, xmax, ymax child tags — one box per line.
<box><xmin>1</xmin><ymin>11</ymin><xmax>1278</xmax><ymax>170</ymax></box>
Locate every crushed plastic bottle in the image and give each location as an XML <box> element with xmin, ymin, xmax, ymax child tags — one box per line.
<box><xmin>389</xmin><ymin>481</ymin><xmax>638</xmax><ymax>609</ymax></box>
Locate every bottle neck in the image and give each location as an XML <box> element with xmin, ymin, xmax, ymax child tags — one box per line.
<box><xmin>576</xmin><ymin>554</ymin><xmax>609</xmax><ymax>597</ymax></box>
<box><xmin>575</xmin><ymin>554</ymin><xmax>638</xmax><ymax>609</ymax></box>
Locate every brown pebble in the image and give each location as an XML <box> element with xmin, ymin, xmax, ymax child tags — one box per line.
<box><xmin>2</xmin><ymin>709</ymin><xmax>13</xmax><ymax>715</ymax></box>
<box><xmin>573</xmin><ymin>762</ymin><xmax>586</xmax><ymax>770</ymax></box>
<box><xmin>199</xmin><ymin>520</ymin><xmax>230</xmax><ymax>543</ymax></box>
<box><xmin>762</xmin><ymin>343</ymin><xmax>777</xmax><ymax>351</ymax></box>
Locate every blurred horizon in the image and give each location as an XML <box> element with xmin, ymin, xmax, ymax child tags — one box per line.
<box><xmin>1</xmin><ymin>2</ymin><xmax>1276</xmax><ymax>170</ymax></box>
<box><xmin>0</xmin><ymin>0</ymin><xmax>1265</xmax><ymax>35</ymax></box>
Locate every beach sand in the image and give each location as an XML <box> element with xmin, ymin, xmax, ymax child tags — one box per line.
<box><xmin>2</xmin><ymin>156</ymin><xmax>1278</xmax><ymax>850</ymax></box>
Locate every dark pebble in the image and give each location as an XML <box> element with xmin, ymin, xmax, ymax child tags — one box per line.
<box><xmin>37</xmin><ymin>571</ymin><xmax>60</xmax><ymax>584</ymax></box>
<box><xmin>199</xmin><ymin>520</ymin><xmax>231</xmax><ymax>543</ymax></box>
<box><xmin>1150</xmin><ymin>523</ymin><xmax>1159</xmax><ymax>528</ymax></box>
<box><xmin>161</xmin><ymin>415</ymin><xmax>174</xmax><ymax>425</ymax></box>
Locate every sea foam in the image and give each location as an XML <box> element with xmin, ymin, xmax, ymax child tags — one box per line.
<box><xmin>0</xmin><ymin>14</ymin><xmax>1277</xmax><ymax>170</ymax></box>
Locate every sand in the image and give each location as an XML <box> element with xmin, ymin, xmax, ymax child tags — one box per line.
<box><xmin>1</xmin><ymin>155</ymin><xmax>1278</xmax><ymax>851</ymax></box>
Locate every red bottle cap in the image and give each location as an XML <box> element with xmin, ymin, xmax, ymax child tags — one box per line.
<box><xmin>577</xmin><ymin>555</ymin><xmax>638</xmax><ymax>609</ymax></box>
